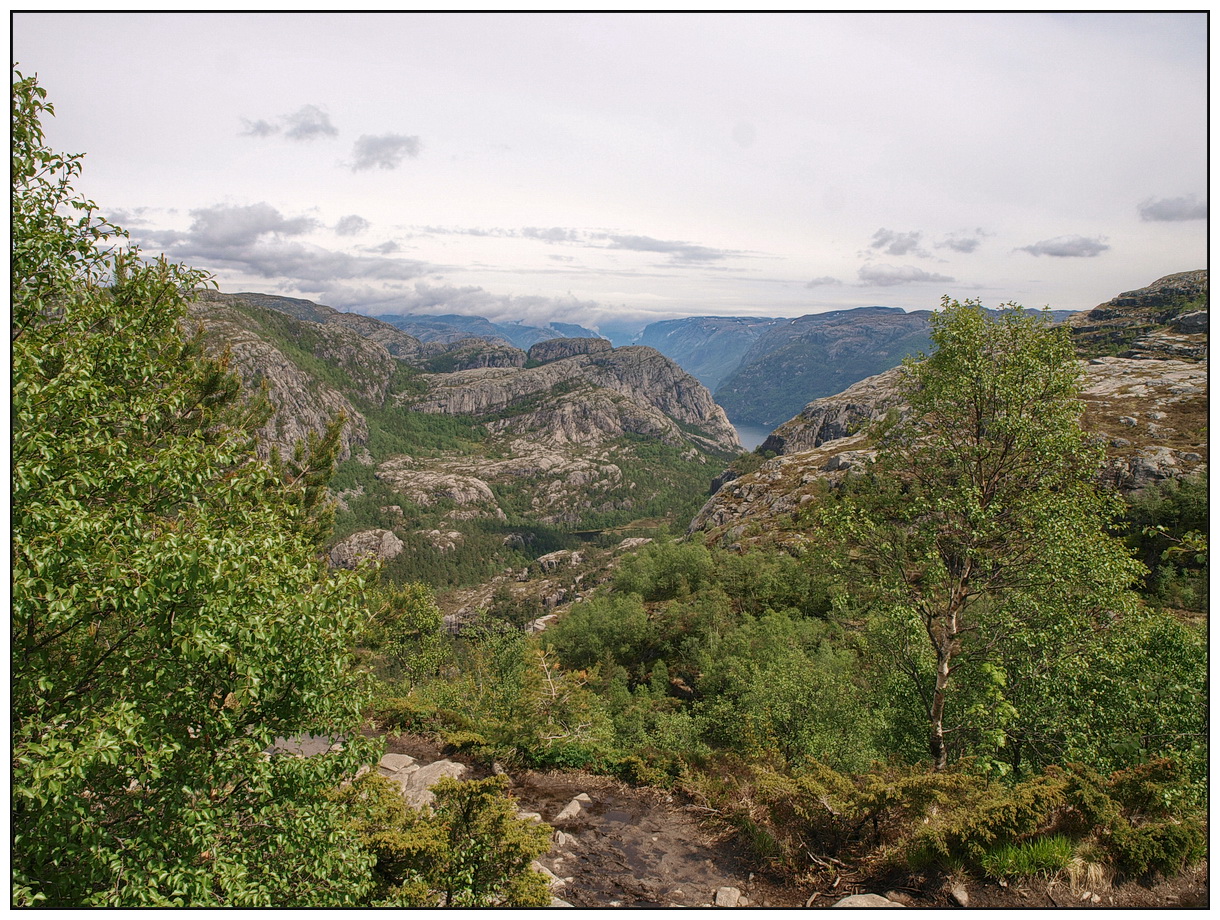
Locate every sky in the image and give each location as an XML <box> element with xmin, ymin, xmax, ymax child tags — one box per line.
<box><xmin>12</xmin><ymin>12</ymin><xmax>1208</xmax><ymax>332</ymax></box>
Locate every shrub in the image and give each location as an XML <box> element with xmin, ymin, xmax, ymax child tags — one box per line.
<box><xmin>337</xmin><ymin>774</ymin><xmax>552</xmax><ymax>907</ymax></box>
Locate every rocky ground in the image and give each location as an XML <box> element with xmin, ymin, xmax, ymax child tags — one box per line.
<box><xmin>383</xmin><ymin>734</ymin><xmax>1207</xmax><ymax>909</ymax></box>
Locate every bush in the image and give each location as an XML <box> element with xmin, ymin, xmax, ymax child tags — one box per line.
<box><xmin>337</xmin><ymin>774</ymin><xmax>552</xmax><ymax>907</ymax></box>
<box><xmin>614</xmin><ymin>540</ymin><xmax>713</xmax><ymax>601</ymax></box>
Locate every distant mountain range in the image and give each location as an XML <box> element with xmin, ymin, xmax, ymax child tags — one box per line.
<box><xmin>633</xmin><ymin>307</ymin><xmax>1078</xmax><ymax>428</ymax></box>
<box><xmin>351</xmin><ymin>304</ymin><xmax>1083</xmax><ymax>429</ymax></box>
<box><xmin>373</xmin><ymin>312</ymin><xmax>601</xmax><ymax>349</ymax></box>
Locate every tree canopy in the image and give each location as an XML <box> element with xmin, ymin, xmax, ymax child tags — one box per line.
<box><xmin>12</xmin><ymin>70</ymin><xmax>379</xmax><ymax>907</ymax></box>
<box><xmin>820</xmin><ymin>298</ymin><xmax>1142</xmax><ymax>772</ymax></box>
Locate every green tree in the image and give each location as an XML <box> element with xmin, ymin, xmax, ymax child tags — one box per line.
<box><xmin>821</xmin><ymin>299</ymin><xmax>1140</xmax><ymax>772</ymax></box>
<box><xmin>12</xmin><ymin>71</ymin><xmax>378</xmax><ymax>906</ymax></box>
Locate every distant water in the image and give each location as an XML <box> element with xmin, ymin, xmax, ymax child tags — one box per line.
<box><xmin>731</xmin><ymin>422</ymin><xmax>773</xmax><ymax>451</ymax></box>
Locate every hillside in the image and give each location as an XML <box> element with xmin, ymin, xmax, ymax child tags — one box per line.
<box><xmin>186</xmin><ymin>291</ymin><xmax>740</xmax><ymax>593</ymax></box>
<box><xmin>693</xmin><ymin>273</ymin><xmax>1207</xmax><ymax>546</ymax></box>
<box><xmin>633</xmin><ymin>315</ymin><xmax>781</xmax><ymax>390</ymax></box>
<box><xmin>713</xmin><ymin>307</ymin><xmax>934</xmax><ymax>427</ymax></box>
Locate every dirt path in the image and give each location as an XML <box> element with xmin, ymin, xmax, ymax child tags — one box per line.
<box><xmin>512</xmin><ymin>770</ymin><xmax>782</xmax><ymax>908</ymax></box>
<box><xmin>381</xmin><ymin>734</ymin><xmax>1208</xmax><ymax>909</ymax></box>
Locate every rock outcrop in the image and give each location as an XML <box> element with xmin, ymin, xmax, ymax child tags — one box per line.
<box><xmin>328</xmin><ymin>529</ymin><xmax>406</xmax><ymax>568</ymax></box>
<box><xmin>528</xmin><ymin>337</ymin><xmax>613</xmax><ymax>364</ymax></box>
<box><xmin>759</xmin><ymin>367</ymin><xmax>905</xmax><ymax>456</ymax></box>
<box><xmin>376</xmin><ymin>752</ymin><xmax>468</xmax><ymax>810</ymax></box>
<box><xmin>186</xmin><ymin>295</ymin><xmax>377</xmax><ymax>460</ymax></box>
<box><xmin>1069</xmin><ymin>270</ymin><xmax>1207</xmax><ymax>361</ymax></box>
<box><xmin>408</xmin><ymin>345</ymin><xmax>740</xmax><ymax>454</ymax></box>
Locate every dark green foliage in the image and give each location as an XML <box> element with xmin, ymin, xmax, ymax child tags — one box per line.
<box><xmin>1120</xmin><ymin>474</ymin><xmax>1208</xmax><ymax>611</ymax></box>
<box><xmin>614</xmin><ymin>540</ymin><xmax>714</xmax><ymax>601</ymax></box>
<box><xmin>747</xmin><ymin>758</ymin><xmax>1203</xmax><ymax>882</ymax></box>
<box><xmin>546</xmin><ymin>594</ymin><xmax>654</xmax><ymax>673</ymax></box>
<box><xmin>695</xmin><ymin>612</ymin><xmax>876</xmax><ymax>771</ymax></box>
<box><xmin>12</xmin><ymin>71</ymin><xmax>379</xmax><ymax>907</ymax></box>
<box><xmin>1064</xmin><ymin>760</ymin><xmax>1206</xmax><ymax>878</ymax></box>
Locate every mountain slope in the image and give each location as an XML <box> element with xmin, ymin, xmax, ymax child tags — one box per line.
<box><xmin>692</xmin><ymin>274</ymin><xmax>1207</xmax><ymax>546</ymax></box>
<box><xmin>634</xmin><ymin>316</ymin><xmax>781</xmax><ymax>390</ymax></box>
<box><xmin>713</xmin><ymin>307</ymin><xmax>933</xmax><ymax>427</ymax></box>
<box><xmin>373</xmin><ymin>312</ymin><xmax>601</xmax><ymax>349</ymax></box>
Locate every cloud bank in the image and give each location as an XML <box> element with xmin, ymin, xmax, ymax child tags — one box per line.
<box><xmin>134</xmin><ymin>203</ymin><xmax>433</xmax><ymax>290</ymax></box>
<box><xmin>351</xmin><ymin>134</ymin><xmax>422</xmax><ymax>170</ymax></box>
<box><xmin>1018</xmin><ymin>235</ymin><xmax>1109</xmax><ymax>258</ymax></box>
<box><xmin>857</xmin><ymin>264</ymin><xmax>954</xmax><ymax>286</ymax></box>
<box><xmin>1138</xmin><ymin>195</ymin><xmax>1207</xmax><ymax>222</ymax></box>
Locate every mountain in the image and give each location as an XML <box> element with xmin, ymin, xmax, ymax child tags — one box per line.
<box><xmin>633</xmin><ymin>316</ymin><xmax>782</xmax><ymax>390</ymax></box>
<box><xmin>372</xmin><ymin>312</ymin><xmax>601</xmax><ymax>349</ymax></box>
<box><xmin>711</xmin><ymin>305</ymin><xmax>1080</xmax><ymax>429</ymax></box>
<box><xmin>186</xmin><ymin>291</ymin><xmax>740</xmax><ymax>587</ymax></box>
<box><xmin>690</xmin><ymin>273</ymin><xmax>1207</xmax><ymax>546</ymax></box>
<box><xmin>712</xmin><ymin>307</ymin><xmax>933</xmax><ymax>427</ymax></box>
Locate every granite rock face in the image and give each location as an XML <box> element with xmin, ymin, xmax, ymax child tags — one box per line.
<box><xmin>528</xmin><ymin>336</ymin><xmax>614</xmax><ymax>364</ymax></box>
<box><xmin>409</xmin><ymin>345</ymin><xmax>740</xmax><ymax>454</ymax></box>
<box><xmin>759</xmin><ymin>367</ymin><xmax>905</xmax><ymax>456</ymax></box>
<box><xmin>328</xmin><ymin>529</ymin><xmax>406</xmax><ymax>568</ymax></box>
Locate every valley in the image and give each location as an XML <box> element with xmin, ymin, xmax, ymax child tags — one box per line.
<box><xmin>172</xmin><ymin>272</ymin><xmax>1215</xmax><ymax>909</ymax></box>
<box><xmin>12</xmin><ymin>31</ymin><xmax>1208</xmax><ymax>908</ymax></box>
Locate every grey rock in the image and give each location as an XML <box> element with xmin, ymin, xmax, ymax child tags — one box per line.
<box><xmin>328</xmin><ymin>529</ymin><xmax>405</xmax><ymax>569</ymax></box>
<box><xmin>949</xmin><ymin>882</ymin><xmax>969</xmax><ymax>907</ymax></box>
<box><xmin>528</xmin><ymin>336</ymin><xmax>613</xmax><ymax>364</ymax></box>
<box><xmin>377</xmin><ymin>753</ymin><xmax>468</xmax><ymax>810</ymax></box>
<box><xmin>553</xmin><ymin>797</ymin><xmax>586</xmax><ymax>823</ymax></box>
<box><xmin>714</xmin><ymin>886</ymin><xmax>742</xmax><ymax>907</ymax></box>
<box><xmin>833</xmin><ymin>893</ymin><xmax>905</xmax><ymax>908</ymax></box>
<box><xmin>1171</xmin><ymin>310</ymin><xmax>1208</xmax><ymax>334</ymax></box>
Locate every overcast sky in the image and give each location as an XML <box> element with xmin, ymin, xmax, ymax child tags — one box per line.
<box><xmin>13</xmin><ymin>12</ymin><xmax>1208</xmax><ymax>331</ymax></box>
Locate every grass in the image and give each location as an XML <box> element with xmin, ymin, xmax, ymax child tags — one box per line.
<box><xmin>980</xmin><ymin>835</ymin><xmax>1075</xmax><ymax>881</ymax></box>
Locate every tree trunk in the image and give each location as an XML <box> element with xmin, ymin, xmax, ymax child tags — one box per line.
<box><xmin>929</xmin><ymin>648</ymin><xmax>951</xmax><ymax>772</ymax></box>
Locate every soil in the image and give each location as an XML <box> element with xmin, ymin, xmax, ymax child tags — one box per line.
<box><xmin>382</xmin><ymin>733</ymin><xmax>1209</xmax><ymax>909</ymax></box>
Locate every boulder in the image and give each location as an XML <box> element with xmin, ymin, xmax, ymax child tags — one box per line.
<box><xmin>714</xmin><ymin>886</ymin><xmax>742</xmax><ymax>907</ymax></box>
<box><xmin>833</xmin><ymin>893</ymin><xmax>905</xmax><ymax>908</ymax></box>
<box><xmin>327</xmin><ymin>529</ymin><xmax>405</xmax><ymax>569</ymax></box>
<box><xmin>376</xmin><ymin>753</ymin><xmax>468</xmax><ymax>810</ymax></box>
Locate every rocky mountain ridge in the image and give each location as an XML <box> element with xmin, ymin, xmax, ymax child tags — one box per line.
<box><xmin>185</xmin><ymin>290</ymin><xmax>740</xmax><ymax>588</ymax></box>
<box><xmin>373</xmin><ymin>311</ymin><xmax>601</xmax><ymax>349</ymax></box>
